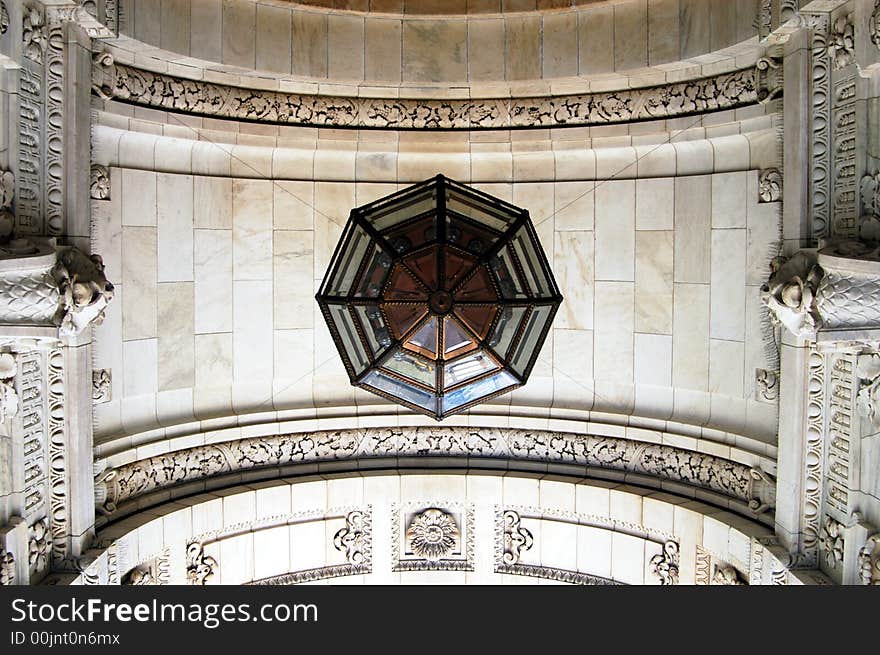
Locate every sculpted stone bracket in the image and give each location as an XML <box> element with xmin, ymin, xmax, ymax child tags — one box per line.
<box><xmin>93</xmin><ymin>427</ymin><xmax>766</xmax><ymax>524</ymax></box>
<box><xmin>92</xmin><ymin>54</ymin><xmax>761</xmax><ymax>130</ymax></box>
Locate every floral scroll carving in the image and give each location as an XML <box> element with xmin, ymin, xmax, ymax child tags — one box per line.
<box><xmin>649</xmin><ymin>541</ymin><xmax>680</xmax><ymax>585</ymax></box>
<box><xmin>22</xmin><ymin>8</ymin><xmax>46</xmax><ymax>64</ymax></box>
<box><xmin>28</xmin><ymin>519</ymin><xmax>50</xmax><ymax>573</ymax></box>
<box><xmin>405</xmin><ymin>509</ymin><xmax>459</xmax><ymax>562</ymax></box>
<box><xmin>92</xmin><ymin>368</ymin><xmax>111</xmax><ymax>404</ymax></box>
<box><xmin>755</xmin><ymin>57</ymin><xmax>783</xmax><ymax>104</ymax></box>
<box><xmin>755</xmin><ymin>369</ymin><xmax>779</xmax><ymax>403</ymax></box>
<box><xmin>0</xmin><ymin>548</ymin><xmax>14</xmax><ymax>585</ymax></box>
<box><xmin>871</xmin><ymin>2</ymin><xmax>880</xmax><ymax>51</ymax></box>
<box><xmin>52</xmin><ymin>249</ymin><xmax>114</xmax><ymax>337</ymax></box>
<box><xmin>185</xmin><ymin>542</ymin><xmax>217</xmax><ymax>585</ymax></box>
<box><xmin>758</xmin><ymin>168</ymin><xmax>783</xmax><ymax>203</ymax></box>
<box><xmin>0</xmin><ymin>353</ymin><xmax>18</xmax><ymax>424</ymax></box>
<box><xmin>501</xmin><ymin>510</ymin><xmax>534</xmax><ymax>566</ymax></box>
<box><xmin>89</xmin><ymin>165</ymin><xmax>110</xmax><ymax>200</ymax></box>
<box><xmin>712</xmin><ymin>564</ymin><xmax>746</xmax><ymax>585</ymax></box>
<box><xmin>761</xmin><ymin>253</ymin><xmax>823</xmax><ymax>340</ymax></box>
<box><xmin>819</xmin><ymin>516</ymin><xmax>844</xmax><ymax>569</ymax></box>
<box><xmin>333</xmin><ymin>510</ymin><xmax>368</xmax><ymax>566</ymax></box>
<box><xmin>859</xmin><ymin>534</ymin><xmax>880</xmax><ymax>585</ymax></box>
<box><xmin>827</xmin><ymin>14</ymin><xmax>855</xmax><ymax>70</ymax></box>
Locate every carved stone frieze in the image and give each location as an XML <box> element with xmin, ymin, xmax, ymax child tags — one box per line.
<box><xmin>89</xmin><ymin>165</ymin><xmax>110</xmax><ymax>200</ymax></box>
<box><xmin>97</xmin><ymin>61</ymin><xmax>760</xmax><ymax>130</ymax></box>
<box><xmin>695</xmin><ymin>546</ymin><xmax>712</xmax><ymax>584</ymax></box>
<box><xmin>856</xmin><ymin>353</ymin><xmax>880</xmax><ymax>427</ymax></box>
<box><xmin>22</xmin><ymin>9</ymin><xmax>46</xmax><ymax>64</ymax></box>
<box><xmin>872</xmin><ymin>1</ymin><xmax>880</xmax><ymax>50</ymax></box>
<box><xmin>250</xmin><ymin>565</ymin><xmax>364</xmax><ymax>586</ymax></box>
<box><xmin>500</xmin><ymin>564</ymin><xmax>622</xmax><ymax>586</ymax></box>
<box><xmin>819</xmin><ymin>515</ymin><xmax>844</xmax><ymax>569</ymax></box>
<box><xmin>185</xmin><ymin>542</ymin><xmax>217</xmax><ymax>585</ymax></box>
<box><xmin>859</xmin><ymin>534</ymin><xmax>880</xmax><ymax>584</ymax></box>
<box><xmin>95</xmin><ymin>427</ymin><xmax>757</xmax><ymax>518</ymax></box>
<box><xmin>0</xmin><ymin>2</ymin><xmax>8</xmax><ymax>35</ymax></box>
<box><xmin>832</xmin><ymin>75</ymin><xmax>858</xmax><ymax>238</ymax></box>
<box><xmin>501</xmin><ymin>510</ymin><xmax>534</xmax><ymax>566</ymax></box>
<box><xmin>92</xmin><ymin>368</ymin><xmax>111</xmax><ymax>404</ymax></box>
<box><xmin>0</xmin><ymin>548</ymin><xmax>14</xmax><ymax>585</ymax></box>
<box><xmin>806</xmin><ymin>12</ymin><xmax>831</xmax><ymax>240</ymax></box>
<box><xmin>649</xmin><ymin>541</ymin><xmax>680</xmax><ymax>585</ymax></box>
<box><xmin>333</xmin><ymin>510</ymin><xmax>369</xmax><ymax>566</ymax></box>
<box><xmin>755</xmin><ymin>368</ymin><xmax>779</xmax><ymax>402</ymax></box>
<box><xmin>827</xmin><ymin>14</ymin><xmax>855</xmax><ymax>70</ymax></box>
<box><xmin>712</xmin><ymin>563</ymin><xmax>746</xmax><ymax>585</ymax></box>
<box><xmin>0</xmin><ymin>353</ymin><xmax>18</xmax><ymax>424</ymax></box>
<box><xmin>393</xmin><ymin>503</ymin><xmax>473</xmax><ymax>571</ymax></box>
<box><xmin>16</xmin><ymin>67</ymin><xmax>42</xmax><ymax>235</ymax></box>
<box><xmin>28</xmin><ymin>519</ymin><xmax>50</xmax><ymax>573</ymax></box>
<box><xmin>758</xmin><ymin>168</ymin><xmax>783</xmax><ymax>203</ymax></box>
<box><xmin>861</xmin><ymin>173</ymin><xmax>880</xmax><ymax>240</ymax></box>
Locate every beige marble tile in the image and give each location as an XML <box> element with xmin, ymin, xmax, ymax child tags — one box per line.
<box><xmin>614</xmin><ymin>0</ymin><xmax>648</xmax><ymax>71</ymax></box>
<box><xmin>194</xmin><ymin>229</ymin><xmax>233</xmax><ymax>334</ymax></box>
<box><xmin>711</xmin><ymin>171</ymin><xmax>748</xmax><ymax>228</ymax></box>
<box><xmin>403</xmin><ymin>19</ymin><xmax>468</xmax><ymax>83</ymax></box>
<box><xmin>577</xmin><ymin>525</ymin><xmax>613</xmax><ymax>578</ymax></box>
<box><xmin>328</xmin><ymin>15</ymin><xmax>365</xmax><ymax>81</ymax></box>
<box><xmin>157</xmin><ymin>173</ymin><xmax>193</xmax><ymax>282</ymax></box>
<box><xmin>634</xmin><ymin>333</ymin><xmax>672</xmax><ymax>386</ymax></box>
<box><xmin>635</xmin><ymin>178</ymin><xmax>674</xmax><ymax>231</ymax></box>
<box><xmin>672</xmin><ymin>282</ymin><xmax>709</xmax><ymax>391</ymax></box>
<box><xmin>635</xmin><ymin>230</ymin><xmax>673</xmax><ymax>334</ymax></box>
<box><xmin>595</xmin><ymin>179</ymin><xmax>635</xmax><ymax>282</ymax></box>
<box><xmin>194</xmin><ymin>332</ymin><xmax>233</xmax><ymax>388</ymax></box>
<box><xmin>709</xmin><ymin>338</ymin><xmax>744</xmax><ymax>397</ymax></box>
<box><xmin>160</xmin><ymin>0</ymin><xmax>190</xmax><ymax>54</ymax></box>
<box><xmin>611</xmin><ymin>532</ymin><xmax>645</xmax><ymax>584</ymax></box>
<box><xmin>233</xmin><ymin>179</ymin><xmax>273</xmax><ymax>281</ymax></box>
<box><xmin>673</xmin><ymin>175</ymin><xmax>710</xmax><ymax>283</ymax></box>
<box><xmin>292</xmin><ymin>10</ymin><xmax>328</xmax><ymax>78</ymax></box>
<box><xmin>133</xmin><ymin>0</ymin><xmax>161</xmax><ymax>44</ymax></box>
<box><xmin>468</xmin><ymin>19</ymin><xmax>504</xmax><ymax>81</ymax></box>
<box><xmin>121</xmin><ymin>226</ymin><xmax>157</xmax><ymax>340</ymax></box>
<box><xmin>648</xmin><ymin>0</ymin><xmax>681</xmax><ymax>65</ymax></box>
<box><xmin>194</xmin><ymin>177</ymin><xmax>233</xmax><ymax>229</ymax></box>
<box><xmin>274</xmin><ymin>230</ymin><xmax>314</xmax><ymax>330</ymax></box>
<box><xmin>221</xmin><ymin>0</ymin><xmax>256</xmax><ymax>68</ymax></box>
<box><xmin>365</xmin><ymin>18</ymin><xmax>402</xmax><ymax>82</ymax></box>
<box><xmin>542</xmin><ymin>12</ymin><xmax>578</xmax><ymax>79</ymax></box>
<box><xmin>123</xmin><ymin>337</ymin><xmax>157</xmax><ymax>397</ymax></box>
<box><xmin>594</xmin><ymin>281</ymin><xmax>634</xmax><ymax>384</ymax></box>
<box><xmin>274</xmin><ymin>181</ymin><xmax>315</xmax><ymax>231</ymax></box>
<box><xmin>554</xmin><ymin>182</ymin><xmax>594</xmax><ymax>231</ymax></box>
<box><xmin>505</xmin><ymin>15</ymin><xmax>541</xmax><ymax>80</ymax></box>
<box><xmin>189</xmin><ymin>0</ymin><xmax>222</xmax><ymax>61</ymax></box>
<box><xmin>274</xmin><ymin>329</ymin><xmax>314</xmax><ymax>388</ymax></box>
<box><xmin>554</xmin><ymin>231</ymin><xmax>594</xmax><ymax>330</ymax></box>
<box><xmin>121</xmin><ymin>169</ymin><xmax>156</xmax><ymax>227</ymax></box>
<box><xmin>578</xmin><ymin>5</ymin><xmax>614</xmax><ymax>74</ymax></box>
<box><xmin>233</xmin><ymin>280</ymin><xmax>273</xmax><ymax>382</ymax></box>
<box><xmin>553</xmin><ymin>328</ymin><xmax>593</xmax><ymax>387</ymax></box>
<box><xmin>255</xmin><ymin>3</ymin><xmax>292</xmax><ymax>74</ymax></box>
<box><xmin>709</xmin><ymin>228</ymin><xmax>746</xmax><ymax>341</ymax></box>
<box><xmin>157</xmin><ymin>282</ymin><xmax>195</xmax><ymax>391</ymax></box>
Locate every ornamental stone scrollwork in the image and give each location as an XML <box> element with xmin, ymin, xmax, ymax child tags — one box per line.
<box><xmin>819</xmin><ymin>516</ymin><xmax>844</xmax><ymax>569</ymax></box>
<box><xmin>501</xmin><ymin>510</ymin><xmax>534</xmax><ymax>566</ymax></box>
<box><xmin>405</xmin><ymin>509</ymin><xmax>459</xmax><ymax>562</ymax></box>
<box><xmin>0</xmin><ymin>169</ymin><xmax>14</xmax><ymax>240</ymax></box>
<box><xmin>860</xmin><ymin>173</ymin><xmax>880</xmax><ymax>240</ymax></box>
<box><xmin>856</xmin><ymin>353</ymin><xmax>880</xmax><ymax>427</ymax></box>
<box><xmin>712</xmin><ymin>564</ymin><xmax>745</xmax><ymax>585</ymax></box>
<box><xmin>0</xmin><ymin>2</ymin><xmax>8</xmax><ymax>35</ymax></box>
<box><xmin>185</xmin><ymin>542</ymin><xmax>217</xmax><ymax>585</ymax></box>
<box><xmin>22</xmin><ymin>8</ymin><xmax>46</xmax><ymax>64</ymax></box>
<box><xmin>97</xmin><ymin>60</ymin><xmax>759</xmax><ymax>130</ymax></box>
<box><xmin>871</xmin><ymin>1</ymin><xmax>880</xmax><ymax>50</ymax></box>
<box><xmin>747</xmin><ymin>468</ymin><xmax>777</xmax><ymax>515</ymax></box>
<box><xmin>755</xmin><ymin>56</ymin><xmax>783</xmax><ymax>104</ymax></box>
<box><xmin>0</xmin><ymin>353</ymin><xmax>18</xmax><ymax>424</ymax></box>
<box><xmin>28</xmin><ymin>519</ymin><xmax>50</xmax><ymax>573</ymax></box>
<box><xmin>333</xmin><ymin>510</ymin><xmax>368</xmax><ymax>566</ymax></box>
<box><xmin>89</xmin><ymin>165</ymin><xmax>110</xmax><ymax>201</ymax></box>
<box><xmin>827</xmin><ymin>14</ymin><xmax>855</xmax><ymax>70</ymax></box>
<box><xmin>649</xmin><ymin>541</ymin><xmax>680</xmax><ymax>585</ymax></box>
<box><xmin>758</xmin><ymin>169</ymin><xmax>783</xmax><ymax>203</ymax></box>
<box><xmin>0</xmin><ymin>548</ymin><xmax>14</xmax><ymax>585</ymax></box>
<box><xmin>859</xmin><ymin>534</ymin><xmax>880</xmax><ymax>584</ymax></box>
<box><xmin>52</xmin><ymin>249</ymin><xmax>114</xmax><ymax>337</ymax></box>
<box><xmin>761</xmin><ymin>253</ymin><xmax>823</xmax><ymax>340</ymax></box>
<box><xmin>92</xmin><ymin>368</ymin><xmax>111</xmax><ymax>404</ymax></box>
<box><xmin>755</xmin><ymin>369</ymin><xmax>779</xmax><ymax>402</ymax></box>
<box><xmin>122</xmin><ymin>553</ymin><xmax>169</xmax><ymax>586</ymax></box>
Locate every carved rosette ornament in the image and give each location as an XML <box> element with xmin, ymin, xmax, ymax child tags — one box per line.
<box><xmin>828</xmin><ymin>14</ymin><xmax>855</xmax><ymax>70</ymax></box>
<box><xmin>859</xmin><ymin>534</ymin><xmax>880</xmax><ymax>585</ymax></box>
<box><xmin>649</xmin><ymin>541</ymin><xmax>680</xmax><ymax>585</ymax></box>
<box><xmin>22</xmin><ymin>8</ymin><xmax>46</xmax><ymax>64</ymax></box>
<box><xmin>819</xmin><ymin>516</ymin><xmax>844</xmax><ymax>569</ymax></box>
<box><xmin>89</xmin><ymin>165</ymin><xmax>110</xmax><ymax>200</ymax></box>
<box><xmin>185</xmin><ymin>542</ymin><xmax>217</xmax><ymax>585</ymax></box>
<box><xmin>758</xmin><ymin>168</ymin><xmax>782</xmax><ymax>203</ymax></box>
<box><xmin>405</xmin><ymin>509</ymin><xmax>459</xmax><ymax>562</ymax></box>
<box><xmin>712</xmin><ymin>564</ymin><xmax>745</xmax><ymax>585</ymax></box>
<box><xmin>333</xmin><ymin>510</ymin><xmax>368</xmax><ymax>565</ymax></box>
<box><xmin>28</xmin><ymin>519</ymin><xmax>50</xmax><ymax>572</ymax></box>
<box><xmin>501</xmin><ymin>510</ymin><xmax>534</xmax><ymax>565</ymax></box>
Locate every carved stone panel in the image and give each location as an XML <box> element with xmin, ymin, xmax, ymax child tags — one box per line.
<box><xmin>393</xmin><ymin>503</ymin><xmax>473</xmax><ymax>572</ymax></box>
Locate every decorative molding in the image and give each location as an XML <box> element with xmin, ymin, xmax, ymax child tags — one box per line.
<box><xmin>95</xmin><ymin>427</ymin><xmax>757</xmax><ymax>518</ymax></box>
<box><xmin>757</xmin><ymin>0</ymin><xmax>772</xmax><ymax>40</ymax></box>
<box><xmin>695</xmin><ymin>546</ymin><xmax>712</xmax><ymax>585</ymax></box>
<box><xmin>249</xmin><ymin>564</ymin><xmax>366</xmax><ymax>586</ymax></box>
<box><xmin>827</xmin><ymin>14</ymin><xmax>855</xmax><ymax>71</ymax></box>
<box><xmin>122</xmin><ymin>550</ymin><xmax>169</xmax><ymax>586</ymax></box>
<box><xmin>89</xmin><ymin>165</ymin><xmax>110</xmax><ymax>200</ymax></box>
<box><xmin>831</xmin><ymin>75</ymin><xmax>858</xmax><ymax>238</ymax></box>
<box><xmin>858</xmin><ymin>533</ymin><xmax>880</xmax><ymax>585</ymax></box>
<box><xmin>52</xmin><ymin>249</ymin><xmax>114</xmax><ymax>337</ymax></box>
<box><xmin>712</xmin><ymin>563</ymin><xmax>746</xmax><ymax>585</ymax></box>
<box><xmin>758</xmin><ymin>168</ymin><xmax>782</xmax><ymax>203</ymax></box>
<box><xmin>44</xmin><ymin>9</ymin><xmax>71</xmax><ymax>237</ymax></box>
<box><xmin>18</xmin><ymin>351</ymin><xmax>46</xmax><ymax>519</ymax></box>
<box><xmin>819</xmin><ymin>515</ymin><xmax>844</xmax><ymax>569</ymax></box>
<box><xmin>0</xmin><ymin>2</ymin><xmax>8</xmax><ymax>35</ymax></box>
<box><xmin>802</xmin><ymin>348</ymin><xmax>825</xmax><ymax>565</ymax></box>
<box><xmin>47</xmin><ymin>348</ymin><xmax>66</xmax><ymax>564</ymax></box>
<box><xmin>28</xmin><ymin>519</ymin><xmax>50</xmax><ymax>574</ymax></box>
<box><xmin>806</xmin><ymin>12</ymin><xmax>831</xmax><ymax>240</ymax></box>
<box><xmin>91</xmin><ymin>368</ymin><xmax>111</xmax><ymax>404</ymax></box>
<box><xmin>760</xmin><ymin>253</ymin><xmax>823</xmax><ymax>340</ymax></box>
<box><xmin>0</xmin><ymin>169</ymin><xmax>14</xmax><ymax>239</ymax></box>
<box><xmin>0</xmin><ymin>353</ymin><xmax>18</xmax><ymax>424</ymax></box>
<box><xmin>857</xmin><ymin>352</ymin><xmax>880</xmax><ymax>427</ymax></box>
<box><xmin>496</xmin><ymin>563</ymin><xmax>622</xmax><ymax>586</ymax></box>
<box><xmin>17</xmin><ymin>67</ymin><xmax>43</xmax><ymax>234</ymax></box>
<box><xmin>97</xmin><ymin>61</ymin><xmax>760</xmax><ymax>130</ymax></box>
<box><xmin>393</xmin><ymin>502</ymin><xmax>473</xmax><ymax>572</ymax></box>
<box><xmin>755</xmin><ymin>368</ymin><xmax>779</xmax><ymax>402</ymax></box>
<box><xmin>185</xmin><ymin>542</ymin><xmax>217</xmax><ymax>585</ymax></box>
<box><xmin>860</xmin><ymin>173</ymin><xmax>880</xmax><ymax>240</ymax></box>
<box><xmin>825</xmin><ymin>353</ymin><xmax>855</xmax><ymax>520</ymax></box>
<box><xmin>500</xmin><ymin>510</ymin><xmax>533</xmax><ymax>566</ymax></box>
<box><xmin>755</xmin><ymin>56</ymin><xmax>783</xmax><ymax>104</ymax></box>
<box><xmin>0</xmin><ymin>547</ymin><xmax>14</xmax><ymax>585</ymax></box>
<box><xmin>747</xmin><ymin>467</ymin><xmax>776</xmax><ymax>515</ymax></box>
<box><xmin>871</xmin><ymin>2</ymin><xmax>880</xmax><ymax>51</ymax></box>
<box><xmin>22</xmin><ymin>8</ymin><xmax>46</xmax><ymax>64</ymax></box>
<box><xmin>332</xmin><ymin>510</ymin><xmax>370</xmax><ymax>566</ymax></box>
<box><xmin>649</xmin><ymin>541</ymin><xmax>680</xmax><ymax>585</ymax></box>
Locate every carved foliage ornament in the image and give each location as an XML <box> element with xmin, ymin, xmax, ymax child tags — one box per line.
<box><xmin>860</xmin><ymin>173</ymin><xmax>880</xmax><ymax>241</ymax></box>
<box><xmin>871</xmin><ymin>1</ymin><xmax>880</xmax><ymax>51</ymax></box>
<box><xmin>650</xmin><ymin>541</ymin><xmax>680</xmax><ymax>585</ymax></box>
<box><xmin>185</xmin><ymin>542</ymin><xmax>217</xmax><ymax>585</ymax></box>
<box><xmin>819</xmin><ymin>516</ymin><xmax>844</xmax><ymax>569</ymax></box>
<box><xmin>89</xmin><ymin>165</ymin><xmax>109</xmax><ymax>200</ymax></box>
<box><xmin>405</xmin><ymin>509</ymin><xmax>459</xmax><ymax>562</ymax></box>
<box><xmin>501</xmin><ymin>510</ymin><xmax>534</xmax><ymax>566</ymax></box>
<box><xmin>828</xmin><ymin>14</ymin><xmax>855</xmax><ymax>70</ymax></box>
<box><xmin>0</xmin><ymin>2</ymin><xmax>7</xmax><ymax>35</ymax></box>
<box><xmin>856</xmin><ymin>353</ymin><xmax>880</xmax><ymax>427</ymax></box>
<box><xmin>758</xmin><ymin>169</ymin><xmax>782</xmax><ymax>203</ymax></box>
<box><xmin>0</xmin><ymin>169</ymin><xmax>13</xmax><ymax>240</ymax></box>
<box><xmin>755</xmin><ymin>57</ymin><xmax>783</xmax><ymax>104</ymax></box>
<box><xmin>0</xmin><ymin>548</ymin><xmax>13</xmax><ymax>585</ymax></box>
<box><xmin>28</xmin><ymin>518</ymin><xmax>50</xmax><ymax>572</ymax></box>
<box><xmin>755</xmin><ymin>368</ymin><xmax>779</xmax><ymax>402</ymax></box>
<box><xmin>92</xmin><ymin>368</ymin><xmax>111</xmax><ymax>404</ymax></box>
<box><xmin>712</xmin><ymin>564</ymin><xmax>745</xmax><ymax>585</ymax></box>
<box><xmin>52</xmin><ymin>249</ymin><xmax>114</xmax><ymax>337</ymax></box>
<box><xmin>333</xmin><ymin>510</ymin><xmax>368</xmax><ymax>566</ymax></box>
<box><xmin>760</xmin><ymin>253</ymin><xmax>822</xmax><ymax>340</ymax></box>
<box><xmin>22</xmin><ymin>8</ymin><xmax>46</xmax><ymax>64</ymax></box>
<box><xmin>859</xmin><ymin>534</ymin><xmax>880</xmax><ymax>585</ymax></box>
<box><xmin>0</xmin><ymin>353</ymin><xmax>18</xmax><ymax>424</ymax></box>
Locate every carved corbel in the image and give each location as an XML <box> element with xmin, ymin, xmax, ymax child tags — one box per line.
<box><xmin>760</xmin><ymin>253</ymin><xmax>823</xmax><ymax>340</ymax></box>
<box><xmin>755</xmin><ymin>55</ymin><xmax>783</xmax><ymax>104</ymax></box>
<box><xmin>748</xmin><ymin>468</ymin><xmax>777</xmax><ymax>515</ymax></box>
<box><xmin>93</xmin><ymin>463</ymin><xmax>117</xmax><ymax>516</ymax></box>
<box><xmin>90</xmin><ymin>51</ymin><xmax>116</xmax><ymax>100</ymax></box>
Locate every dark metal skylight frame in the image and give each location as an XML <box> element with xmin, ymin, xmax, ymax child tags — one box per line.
<box><xmin>316</xmin><ymin>174</ymin><xmax>562</xmax><ymax>420</ymax></box>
